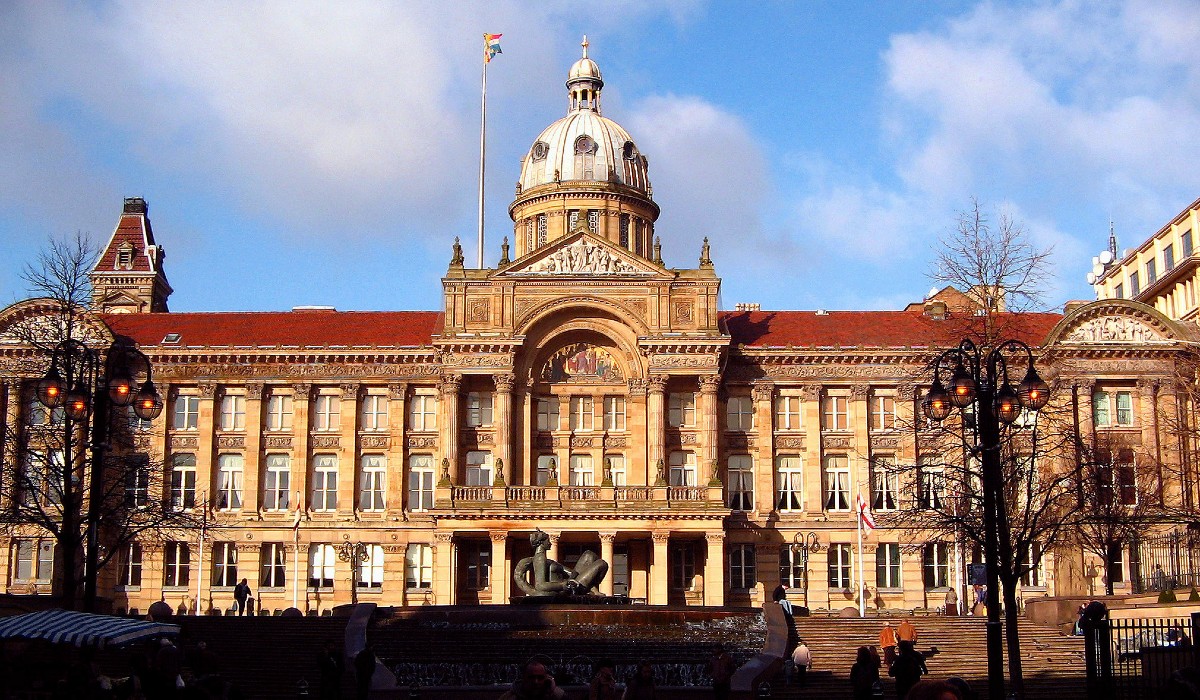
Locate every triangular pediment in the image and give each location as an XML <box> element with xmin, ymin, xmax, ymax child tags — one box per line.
<box><xmin>1045</xmin><ymin>299</ymin><xmax>1186</xmax><ymax>346</ymax></box>
<box><xmin>497</xmin><ymin>230</ymin><xmax>665</xmax><ymax>277</ymax></box>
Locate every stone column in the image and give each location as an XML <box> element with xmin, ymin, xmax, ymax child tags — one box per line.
<box><xmin>242</xmin><ymin>383</ymin><xmax>264</xmax><ymax>513</ymax></box>
<box><xmin>599</xmin><ymin>532</ymin><xmax>617</xmax><ymax>597</ymax></box>
<box><xmin>338</xmin><ymin>383</ymin><xmax>360</xmax><ymax>516</ymax></box>
<box><xmin>1138</xmin><ymin>378</ymin><xmax>1164</xmax><ymax>504</ymax></box>
<box><xmin>493</xmin><ymin>374</ymin><xmax>515</xmax><ymax>484</ymax></box>
<box><xmin>704</xmin><ymin>533</ymin><xmax>726</xmax><ymax>607</ymax></box>
<box><xmin>752</xmin><ymin>381</ymin><xmax>774</xmax><ymax>514</ymax></box>
<box><xmin>800</xmin><ymin>385</ymin><xmax>823</xmax><ymax>511</ymax></box>
<box><xmin>1</xmin><ymin>381</ymin><xmax>22</xmax><ymax>512</ymax></box>
<box><xmin>896</xmin><ymin>385</ymin><xmax>917</xmax><ymax>470</ymax></box>
<box><xmin>1075</xmin><ymin>379</ymin><xmax>1097</xmax><ymax>439</ymax></box>
<box><xmin>292</xmin><ymin>384</ymin><xmax>312</xmax><ymax>512</ymax></box>
<box><xmin>556</xmin><ymin>395</ymin><xmax>571</xmax><ymax>485</ymax></box>
<box><xmin>650</xmin><ymin>531</ymin><xmax>669</xmax><ymax>605</ymax></box>
<box><xmin>389</xmin><ymin>543</ymin><xmax>408</xmax><ymax>607</ymax></box>
<box><xmin>438</xmin><ymin>375</ymin><xmax>461</xmax><ymax>483</ymax></box>
<box><xmin>647</xmin><ymin>375</ymin><xmax>667</xmax><ymax>481</ymax></box>
<box><xmin>627</xmin><ymin>379</ymin><xmax>649</xmax><ymax>484</ymax></box>
<box><xmin>433</xmin><ymin>532</ymin><xmax>456</xmax><ymax>606</ymax></box>
<box><xmin>850</xmin><ymin>384</ymin><xmax>871</xmax><ymax>494</ymax></box>
<box><xmin>196</xmin><ymin>383</ymin><xmax>218</xmax><ymax>508</ymax></box>
<box><xmin>489</xmin><ymin>531</ymin><xmax>508</xmax><ymax>604</ymax></box>
<box><xmin>547</xmin><ymin>532</ymin><xmax>561</xmax><ymax>562</ymax></box>
<box><xmin>386</xmin><ymin>384</ymin><xmax>407</xmax><ymax>514</ymax></box>
<box><xmin>699</xmin><ymin>375</ymin><xmax>721</xmax><ymax>476</ymax></box>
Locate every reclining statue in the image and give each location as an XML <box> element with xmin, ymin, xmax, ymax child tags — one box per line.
<box><xmin>513</xmin><ymin>529</ymin><xmax>608</xmax><ymax>597</ymax></box>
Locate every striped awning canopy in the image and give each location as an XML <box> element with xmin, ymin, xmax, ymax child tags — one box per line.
<box><xmin>0</xmin><ymin>609</ymin><xmax>180</xmax><ymax>648</ymax></box>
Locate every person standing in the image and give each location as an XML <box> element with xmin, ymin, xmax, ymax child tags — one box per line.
<box><xmin>354</xmin><ymin>645</ymin><xmax>377</xmax><ymax>700</ymax></box>
<box><xmin>879</xmin><ymin>621</ymin><xmax>898</xmax><ymax>668</ymax></box>
<box><xmin>888</xmin><ymin>642</ymin><xmax>927</xmax><ymax>700</ymax></box>
<box><xmin>789</xmin><ymin>639</ymin><xmax>811</xmax><ymax>688</ymax></box>
<box><xmin>709</xmin><ymin>644</ymin><xmax>736</xmax><ymax>700</ymax></box>
<box><xmin>499</xmin><ymin>661</ymin><xmax>566</xmax><ymax>700</ymax></box>
<box><xmin>233</xmin><ymin>578</ymin><xmax>252</xmax><ymax>616</ymax></box>
<box><xmin>622</xmin><ymin>662</ymin><xmax>656</xmax><ymax>700</ymax></box>
<box><xmin>318</xmin><ymin>641</ymin><xmax>344</xmax><ymax>700</ymax></box>
<box><xmin>849</xmin><ymin>646</ymin><xmax>880</xmax><ymax>700</ymax></box>
<box><xmin>588</xmin><ymin>659</ymin><xmax>620</xmax><ymax>700</ymax></box>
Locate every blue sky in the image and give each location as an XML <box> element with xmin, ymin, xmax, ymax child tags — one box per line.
<box><xmin>2</xmin><ymin>1</ymin><xmax>1198</xmax><ymax>313</ymax></box>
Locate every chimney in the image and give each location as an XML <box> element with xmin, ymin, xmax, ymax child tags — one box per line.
<box><xmin>123</xmin><ymin>197</ymin><xmax>148</xmax><ymax>214</ymax></box>
<box><xmin>924</xmin><ymin>300</ymin><xmax>947</xmax><ymax>321</ymax></box>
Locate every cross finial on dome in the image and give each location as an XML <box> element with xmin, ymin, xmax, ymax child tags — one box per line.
<box><xmin>581</xmin><ymin>35</ymin><xmax>589</xmax><ymax>58</ymax></box>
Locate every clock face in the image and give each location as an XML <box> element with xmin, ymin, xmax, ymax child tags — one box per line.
<box><xmin>574</xmin><ymin>135</ymin><xmax>596</xmax><ymax>155</ymax></box>
<box><xmin>532</xmin><ymin>141</ymin><xmax>549</xmax><ymax>160</ymax></box>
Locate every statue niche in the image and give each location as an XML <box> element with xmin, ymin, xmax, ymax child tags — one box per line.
<box><xmin>541</xmin><ymin>342</ymin><xmax>623</xmax><ymax>383</ymax></box>
<box><xmin>513</xmin><ymin>530</ymin><xmax>609</xmax><ymax>599</ymax></box>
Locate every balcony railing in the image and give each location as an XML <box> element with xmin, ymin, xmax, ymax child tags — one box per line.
<box><xmin>438</xmin><ymin>480</ymin><xmax>724</xmax><ymax>511</ymax></box>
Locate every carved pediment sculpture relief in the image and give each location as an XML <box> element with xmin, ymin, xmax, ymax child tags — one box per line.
<box><xmin>1065</xmin><ymin>315</ymin><xmax>1166</xmax><ymax>343</ymax></box>
<box><xmin>514</xmin><ymin>237</ymin><xmax>650</xmax><ymax>275</ymax></box>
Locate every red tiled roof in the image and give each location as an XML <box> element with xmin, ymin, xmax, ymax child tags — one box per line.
<box><xmin>95</xmin><ymin>213</ymin><xmax>157</xmax><ymax>273</ymax></box>
<box><xmin>720</xmin><ymin>310</ymin><xmax>1063</xmax><ymax>348</ymax></box>
<box><xmin>101</xmin><ymin>311</ymin><xmax>442</xmax><ymax>349</ymax></box>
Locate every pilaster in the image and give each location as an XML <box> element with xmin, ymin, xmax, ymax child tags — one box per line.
<box><xmin>489</xmin><ymin>531</ymin><xmax>508</xmax><ymax>604</ymax></box>
<box><xmin>647</xmin><ymin>375</ymin><xmax>667</xmax><ymax>480</ymax></box>
<box><xmin>752</xmin><ymin>381</ymin><xmax>774</xmax><ymax>514</ymax></box>
<box><xmin>650</xmin><ymin>531</ymin><xmax>669</xmax><ymax>605</ymax></box>
<box><xmin>800</xmin><ymin>385</ymin><xmax>822</xmax><ymax>512</ymax></box>
<box><xmin>439</xmin><ymin>375</ymin><xmax>461</xmax><ymax>481</ymax></box>
<box><xmin>338</xmin><ymin>383</ymin><xmax>360</xmax><ymax>517</ymax></box>
<box><xmin>699</xmin><ymin>374</ymin><xmax>721</xmax><ymax>472</ymax></box>
<box><xmin>494</xmin><ymin>374</ymin><xmax>515</xmax><ymax>483</ymax></box>
<box><xmin>599</xmin><ymin>532</ymin><xmax>616</xmax><ymax>597</ymax></box>
<box><xmin>386</xmin><ymin>384</ymin><xmax>407</xmax><ymax>514</ymax></box>
<box><xmin>242</xmin><ymin>383</ymin><xmax>264</xmax><ymax>513</ymax></box>
<box><xmin>704</xmin><ymin>532</ymin><xmax>725</xmax><ymax>607</ymax></box>
<box><xmin>433</xmin><ymin>532</ymin><xmax>455</xmax><ymax>606</ymax></box>
<box><xmin>292</xmin><ymin>384</ymin><xmax>312</xmax><ymax>511</ymax></box>
<box><xmin>196</xmin><ymin>383</ymin><xmax>217</xmax><ymax>508</ymax></box>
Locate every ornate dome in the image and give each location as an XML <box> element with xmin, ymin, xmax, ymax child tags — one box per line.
<box><xmin>518</xmin><ymin>37</ymin><xmax>650</xmax><ymax>193</ymax></box>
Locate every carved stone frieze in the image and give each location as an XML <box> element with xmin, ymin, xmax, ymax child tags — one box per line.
<box><xmin>514</xmin><ymin>238</ymin><xmax>649</xmax><ymax>275</ymax></box>
<box><xmin>170</xmin><ymin>435</ymin><xmax>198</xmax><ymax>450</ymax></box>
<box><xmin>407</xmin><ymin>436</ymin><xmax>438</xmax><ymax>449</ymax></box>
<box><xmin>775</xmin><ymin>435</ymin><xmax>805</xmax><ymax>449</ymax></box>
<box><xmin>627</xmin><ymin>378</ymin><xmax>648</xmax><ymax>397</ymax></box>
<box><xmin>570</xmin><ymin>436</ymin><xmax>594</xmax><ymax>448</ymax></box>
<box><xmin>1066</xmin><ymin>315</ymin><xmax>1166</xmax><ymax>343</ymax></box>
<box><xmin>466</xmin><ymin>300</ymin><xmax>490</xmax><ymax>323</ymax></box>
<box><xmin>361</xmin><ymin>435</ymin><xmax>389</xmax><ymax>450</ymax></box>
<box><xmin>151</xmin><ymin>364</ymin><xmax>435</xmax><ymax>380</ymax></box>
<box><xmin>729</xmin><ymin>365</ymin><xmax>915</xmax><ymax>381</ymax></box>
<box><xmin>627</xmin><ymin>299</ymin><xmax>648</xmax><ymax>321</ymax></box>
<box><xmin>433</xmin><ymin>533</ymin><xmax>453</xmax><ymax>545</ymax></box>
<box><xmin>217</xmin><ymin>435</ymin><xmax>245</xmax><ymax>450</ymax></box>
<box><xmin>871</xmin><ymin>435</ymin><xmax>902</xmax><ymax>451</ymax></box>
<box><xmin>514</xmin><ymin>299</ymin><xmax>537</xmax><ymax>320</ymax></box>
<box><xmin>649</xmin><ymin>354</ymin><xmax>719</xmax><ymax>370</ymax></box>
<box><xmin>264</xmin><ymin>435</ymin><xmax>292</xmax><ymax>449</ymax></box>
<box><xmin>603</xmin><ymin>436</ymin><xmax>627</xmax><ymax>449</ymax></box>
<box><xmin>340</xmin><ymin>383</ymin><xmax>359</xmax><ymax>398</ymax></box>
<box><xmin>850</xmin><ymin>384</ymin><xmax>870</xmax><ymax>400</ymax></box>
<box><xmin>672</xmin><ymin>301</ymin><xmax>695</xmax><ymax>325</ymax></box>
<box><xmin>822</xmin><ymin>436</ymin><xmax>852</xmax><ymax>450</ymax></box>
<box><xmin>382</xmin><ymin>544</ymin><xmax>406</xmax><ymax>554</ymax></box>
<box><xmin>679</xmin><ymin>432</ymin><xmax>699</xmax><ymax>445</ymax></box>
<box><xmin>441</xmin><ymin>353</ymin><xmax>514</xmax><ymax>369</ymax></box>
<box><xmin>652</xmin><ymin>532</ymin><xmax>670</xmax><ymax>544</ymax></box>
<box><xmin>489</xmin><ymin>531</ymin><xmax>508</xmax><ymax>543</ymax></box>
<box><xmin>310</xmin><ymin>435</ymin><xmax>340</xmax><ymax>449</ymax></box>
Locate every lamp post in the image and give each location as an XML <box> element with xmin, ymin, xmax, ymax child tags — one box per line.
<box><xmin>338</xmin><ymin>541</ymin><xmax>370</xmax><ymax>605</ymax></box>
<box><xmin>36</xmin><ymin>339</ymin><xmax>163</xmax><ymax>611</ymax></box>
<box><xmin>920</xmin><ymin>338</ymin><xmax>1049</xmax><ymax>700</ymax></box>
<box><xmin>791</xmin><ymin>532</ymin><xmax>821</xmax><ymax>607</ymax></box>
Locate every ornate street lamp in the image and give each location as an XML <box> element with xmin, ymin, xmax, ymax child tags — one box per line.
<box><xmin>35</xmin><ymin>339</ymin><xmax>162</xmax><ymax>610</ymax></box>
<box><xmin>790</xmin><ymin>532</ymin><xmax>821</xmax><ymax>605</ymax></box>
<box><xmin>921</xmin><ymin>338</ymin><xmax>1049</xmax><ymax>700</ymax></box>
<box><xmin>338</xmin><ymin>541</ymin><xmax>370</xmax><ymax>605</ymax></box>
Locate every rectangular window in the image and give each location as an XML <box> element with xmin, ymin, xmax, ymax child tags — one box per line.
<box><xmin>1094</xmin><ymin>390</ymin><xmax>1134</xmax><ymax>427</ymax></box>
<box><xmin>822</xmin><ymin>395</ymin><xmax>850</xmax><ymax>431</ymax></box>
<box><xmin>1117</xmin><ymin>449</ymin><xmax>1138</xmax><ymax>506</ymax></box>
<box><xmin>173</xmin><ymin>395</ymin><xmax>200</xmax><ymax>430</ymax></box>
<box><xmin>726</xmin><ymin>396</ymin><xmax>754</xmax><ymax>431</ymax></box>
<box><xmin>406</xmin><ymin>544</ymin><xmax>433</xmax><ymax>589</ymax></box>
<box><xmin>871</xmin><ymin>456</ymin><xmax>898</xmax><ymax>511</ymax></box>
<box><xmin>919</xmin><ymin>458</ymin><xmax>945</xmax><ymax>510</ymax></box>
<box><xmin>309</xmin><ymin>543</ymin><xmax>335</xmax><ymax>588</ymax></box>
<box><xmin>828</xmin><ymin>543</ymin><xmax>852</xmax><ymax>589</ymax></box>
<box><xmin>1147</xmin><ymin>258</ymin><xmax>1158</xmax><ymax>285</ymax></box>
<box><xmin>1019</xmin><ymin>542</ymin><xmax>1044</xmax><ymax>587</ymax></box>
<box><xmin>219</xmin><ymin>394</ymin><xmax>245</xmax><ymax>431</ymax></box>
<box><xmin>671</xmin><ymin>544</ymin><xmax>696</xmax><ymax>590</ymax></box>
<box><xmin>171</xmin><ymin>453</ymin><xmax>196</xmax><ymax>509</ymax></box>
<box><xmin>619</xmin><ymin>214</ymin><xmax>630</xmax><ymax>249</ymax></box>
<box><xmin>1185</xmin><ymin>230</ymin><xmax>1194</xmax><ymax>258</ymax></box>
<box><xmin>569</xmin><ymin>396</ymin><xmax>594</xmax><ymax>431</ymax></box>
<box><xmin>260</xmin><ymin>543</ymin><xmax>287</xmax><ymax>588</ymax></box>
<box><xmin>407</xmin><ymin>455</ymin><xmax>435</xmax><ymax>511</ymax></box>
<box><xmin>536</xmin><ymin>398</ymin><xmax>560</xmax><ymax>431</ymax></box>
<box><xmin>1130</xmin><ymin>271</ymin><xmax>1140</xmax><ymax>296</ymax></box>
<box><xmin>536</xmin><ymin>455</ymin><xmax>557</xmax><ymax>486</ymax></box>
<box><xmin>358</xmin><ymin>545</ymin><xmax>385</xmax><ymax>589</ymax></box>
<box><xmin>779</xmin><ymin>546</ymin><xmax>806</xmax><ymax>589</ymax></box>
<box><xmin>668</xmin><ymin>450</ymin><xmax>696</xmax><ymax>486</ymax></box>
<box><xmin>605</xmin><ymin>454</ymin><xmax>626</xmax><ymax>486</ymax></box>
<box><xmin>14</xmin><ymin>539</ymin><xmax>55</xmax><ymax>583</ymax></box>
<box><xmin>1165</xmin><ymin>243</ymin><xmax>1176</xmax><ymax>271</ymax></box>
<box><xmin>463</xmin><ymin>542</ymin><xmax>491</xmax><ymax>590</ymax></box>
<box><xmin>728</xmin><ymin>455</ymin><xmax>754</xmax><ymax>511</ymax></box>
<box><xmin>668</xmin><ymin>392</ymin><xmax>696</xmax><ymax>428</ymax></box>
<box><xmin>26</xmin><ymin>398</ymin><xmax>64</xmax><ymax>427</ymax></box>
<box><xmin>1114</xmin><ymin>283</ymin><xmax>1124</xmax><ymax>299</ymax></box>
<box><xmin>313</xmin><ymin>394</ymin><xmax>340</xmax><ymax>432</ymax></box>
<box><xmin>604</xmin><ymin>396</ymin><xmax>626</xmax><ymax>431</ymax></box>
<box><xmin>408</xmin><ymin>391</ymin><xmax>437</xmax><ymax>431</ymax></box>
<box><xmin>1116</xmin><ymin>391</ymin><xmax>1134</xmax><ymax>426</ymax></box>
<box><xmin>216</xmin><ymin>454</ymin><xmax>244</xmax><ymax>510</ymax></box>
<box><xmin>124</xmin><ymin>455</ymin><xmax>150</xmax><ymax>508</ymax></box>
<box><xmin>126</xmin><ymin>405</ymin><xmax>152</xmax><ymax>431</ymax></box>
<box><xmin>537</xmin><ymin>214</ymin><xmax>547</xmax><ymax>246</ymax></box>
<box><xmin>213</xmin><ymin>542</ymin><xmax>239</xmax><ymax>587</ymax></box>
<box><xmin>465</xmin><ymin>391</ymin><xmax>493</xmax><ymax>428</ymax></box>
<box><xmin>776</xmin><ymin>455</ymin><xmax>803</xmax><ymax>511</ymax></box>
<box><xmin>569</xmin><ymin>454</ymin><xmax>594</xmax><ymax>486</ymax></box>
<box><xmin>870</xmin><ymin>395</ymin><xmax>895</xmax><ymax>431</ymax></box>
<box><xmin>823</xmin><ymin>455</ymin><xmax>851</xmax><ymax>511</ymax></box>
<box><xmin>263</xmin><ymin>454</ymin><xmax>291</xmax><ymax>511</ymax></box>
<box><xmin>361</xmin><ymin>394</ymin><xmax>389</xmax><ymax>432</ymax></box>
<box><xmin>359</xmin><ymin>455</ymin><xmax>386</xmax><ymax>511</ymax></box>
<box><xmin>923</xmin><ymin>542</ymin><xmax>950</xmax><ymax>588</ymax></box>
<box><xmin>163</xmin><ymin>542</ymin><xmax>190</xmax><ymax>588</ymax></box>
<box><xmin>266</xmin><ymin>394</ymin><xmax>293</xmax><ymax>431</ymax></box>
<box><xmin>730</xmin><ymin>544</ymin><xmax>757</xmax><ymax>590</ymax></box>
<box><xmin>774</xmin><ymin>395</ymin><xmax>802</xmax><ymax>430</ymax></box>
<box><xmin>117</xmin><ymin>543</ymin><xmax>142</xmax><ymax>587</ymax></box>
<box><xmin>466</xmin><ymin>451</ymin><xmax>492</xmax><ymax>486</ymax></box>
<box><xmin>876</xmin><ymin>543</ymin><xmax>901</xmax><ymax>589</ymax></box>
<box><xmin>311</xmin><ymin>455</ymin><xmax>338</xmax><ymax>511</ymax></box>
<box><xmin>1094</xmin><ymin>391</ymin><xmax>1112</xmax><ymax>427</ymax></box>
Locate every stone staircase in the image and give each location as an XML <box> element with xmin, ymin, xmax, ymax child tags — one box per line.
<box><xmin>768</xmin><ymin>614</ymin><xmax>1086</xmax><ymax>700</ymax></box>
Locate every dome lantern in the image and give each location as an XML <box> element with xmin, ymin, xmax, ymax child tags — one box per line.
<box><xmin>567</xmin><ymin>36</ymin><xmax>604</xmax><ymax>114</ymax></box>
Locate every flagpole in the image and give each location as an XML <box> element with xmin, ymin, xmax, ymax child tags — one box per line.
<box><xmin>857</xmin><ymin>491</ymin><xmax>866</xmax><ymax>617</ymax></box>
<box><xmin>195</xmin><ymin>493</ymin><xmax>207</xmax><ymax>615</ymax></box>
<box><xmin>292</xmin><ymin>491</ymin><xmax>301</xmax><ymax>610</ymax></box>
<box><xmin>477</xmin><ymin>44</ymin><xmax>487</xmax><ymax>269</ymax></box>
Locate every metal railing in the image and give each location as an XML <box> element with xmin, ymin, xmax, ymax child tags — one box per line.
<box><xmin>1136</xmin><ymin>529</ymin><xmax>1200</xmax><ymax>593</ymax></box>
<box><xmin>1084</xmin><ymin>611</ymin><xmax>1199</xmax><ymax>699</ymax></box>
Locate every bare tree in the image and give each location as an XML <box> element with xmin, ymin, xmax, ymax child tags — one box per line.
<box><xmin>1</xmin><ymin>233</ymin><xmax>202</xmax><ymax>609</ymax></box>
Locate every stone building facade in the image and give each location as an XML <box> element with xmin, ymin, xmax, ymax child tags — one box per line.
<box><xmin>2</xmin><ymin>46</ymin><xmax>1198</xmax><ymax>614</ymax></box>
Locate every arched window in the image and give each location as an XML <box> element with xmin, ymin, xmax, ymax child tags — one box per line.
<box><xmin>574</xmin><ymin>136</ymin><xmax>596</xmax><ymax>180</ymax></box>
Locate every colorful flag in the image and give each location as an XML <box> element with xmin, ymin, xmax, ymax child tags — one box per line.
<box><xmin>857</xmin><ymin>492</ymin><xmax>877</xmax><ymax>530</ymax></box>
<box><xmin>485</xmin><ymin>33</ymin><xmax>503</xmax><ymax>63</ymax></box>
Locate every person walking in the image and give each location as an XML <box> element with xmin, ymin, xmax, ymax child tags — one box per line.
<box><xmin>849</xmin><ymin>646</ymin><xmax>880</xmax><ymax>700</ymax></box>
<box><xmin>888</xmin><ymin>641</ymin><xmax>927</xmax><ymax>700</ymax></box>
<box><xmin>879</xmin><ymin>621</ymin><xmax>899</xmax><ymax>668</ymax></box>
<box><xmin>354</xmin><ymin>645</ymin><xmax>377</xmax><ymax>700</ymax></box>
<box><xmin>233</xmin><ymin>578</ymin><xmax>252</xmax><ymax>616</ymax></box>
<box><xmin>318</xmin><ymin>640</ymin><xmax>344</xmax><ymax>700</ymax></box>
<box><xmin>789</xmin><ymin>640</ymin><xmax>811</xmax><ymax>688</ymax></box>
<box><xmin>897</xmin><ymin>619</ymin><xmax>918</xmax><ymax>646</ymax></box>
<box><xmin>709</xmin><ymin>644</ymin><xmax>736</xmax><ymax>700</ymax></box>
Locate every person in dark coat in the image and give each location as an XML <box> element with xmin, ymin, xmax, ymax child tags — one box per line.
<box><xmin>318</xmin><ymin>641</ymin><xmax>344</xmax><ymax>700</ymax></box>
<box><xmin>233</xmin><ymin>578</ymin><xmax>252</xmax><ymax>616</ymax></box>
<box><xmin>850</xmin><ymin>645</ymin><xmax>880</xmax><ymax>700</ymax></box>
<box><xmin>888</xmin><ymin>641</ymin><xmax>927</xmax><ymax>699</ymax></box>
<box><xmin>354</xmin><ymin>645</ymin><xmax>377</xmax><ymax>700</ymax></box>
